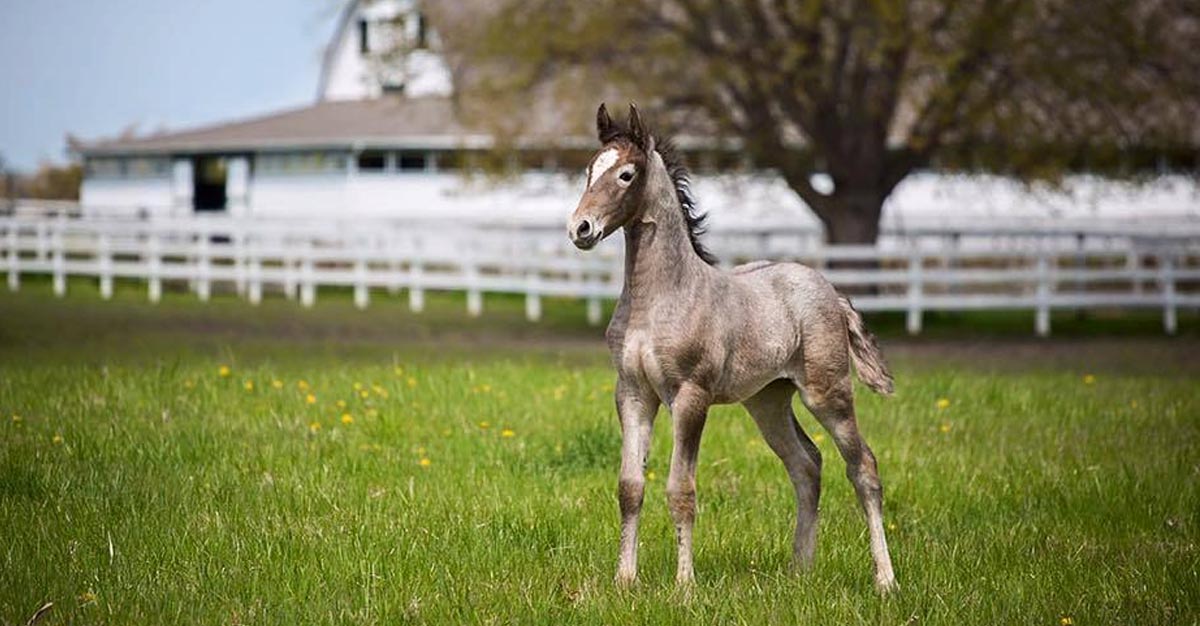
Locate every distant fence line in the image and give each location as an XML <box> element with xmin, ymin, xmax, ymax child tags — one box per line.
<box><xmin>2</xmin><ymin>209</ymin><xmax>1198</xmax><ymax>336</ymax></box>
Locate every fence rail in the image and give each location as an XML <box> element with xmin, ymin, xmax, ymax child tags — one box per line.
<box><xmin>3</xmin><ymin>212</ymin><xmax>1198</xmax><ymax>335</ymax></box>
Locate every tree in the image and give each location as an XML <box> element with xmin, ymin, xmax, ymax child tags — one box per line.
<box><xmin>426</xmin><ymin>0</ymin><xmax>1200</xmax><ymax>244</ymax></box>
<box><xmin>0</xmin><ymin>160</ymin><xmax>82</xmax><ymax>202</ymax></box>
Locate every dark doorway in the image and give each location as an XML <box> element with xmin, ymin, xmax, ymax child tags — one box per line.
<box><xmin>193</xmin><ymin>156</ymin><xmax>227</xmax><ymax>212</ymax></box>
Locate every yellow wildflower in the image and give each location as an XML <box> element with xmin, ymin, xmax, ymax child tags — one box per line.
<box><xmin>812</xmin><ymin>433</ymin><xmax>826</xmax><ymax>444</ymax></box>
<box><xmin>271</xmin><ymin>379</ymin><xmax>284</xmax><ymax>390</ymax></box>
<box><xmin>52</xmin><ymin>434</ymin><xmax>63</xmax><ymax>445</ymax></box>
<box><xmin>1060</xmin><ymin>617</ymin><xmax>1074</xmax><ymax>626</ymax></box>
<box><xmin>78</xmin><ymin>590</ymin><xmax>97</xmax><ymax>605</ymax></box>
<box><xmin>480</xmin><ymin>384</ymin><xmax>492</xmax><ymax>394</ymax></box>
<box><xmin>353</xmin><ymin>382</ymin><xmax>364</xmax><ymax>391</ymax></box>
<box><xmin>936</xmin><ymin>398</ymin><xmax>951</xmax><ymax>410</ymax></box>
<box><xmin>183</xmin><ymin>379</ymin><xmax>195</xmax><ymax>389</ymax></box>
<box><xmin>371</xmin><ymin>384</ymin><xmax>384</xmax><ymax>395</ymax></box>
<box><xmin>646</xmin><ymin>471</ymin><xmax>657</xmax><ymax>481</ymax></box>
<box><xmin>336</xmin><ymin>399</ymin><xmax>347</xmax><ymax>409</ymax></box>
<box><xmin>309</xmin><ymin>421</ymin><xmax>321</xmax><ymax>433</ymax></box>
<box><xmin>341</xmin><ymin>413</ymin><xmax>354</xmax><ymax>425</ymax></box>
<box><xmin>359</xmin><ymin>390</ymin><xmax>369</xmax><ymax>399</ymax></box>
<box><xmin>218</xmin><ymin>365</ymin><xmax>231</xmax><ymax>378</ymax></box>
<box><xmin>887</xmin><ymin>521</ymin><xmax>897</xmax><ymax>531</ymax></box>
<box><xmin>418</xmin><ymin>457</ymin><xmax>431</xmax><ymax>467</ymax></box>
<box><xmin>243</xmin><ymin>380</ymin><xmax>254</xmax><ymax>392</ymax></box>
<box><xmin>417</xmin><ymin>446</ymin><xmax>427</xmax><ymax>455</ymax></box>
<box><xmin>1083</xmin><ymin>374</ymin><xmax>1096</xmax><ymax>385</ymax></box>
<box><xmin>406</xmin><ymin>377</ymin><xmax>417</xmax><ymax>388</ymax></box>
<box><xmin>501</xmin><ymin>428</ymin><xmax>516</xmax><ymax>438</ymax></box>
<box><xmin>365</xmin><ymin>408</ymin><xmax>379</xmax><ymax>418</ymax></box>
<box><xmin>11</xmin><ymin>414</ymin><xmax>22</xmax><ymax>424</ymax></box>
<box><xmin>394</xmin><ymin>366</ymin><xmax>404</xmax><ymax>376</ymax></box>
<box><xmin>297</xmin><ymin>380</ymin><xmax>310</xmax><ymax>391</ymax></box>
<box><xmin>305</xmin><ymin>393</ymin><xmax>317</xmax><ymax>405</ymax></box>
<box><xmin>939</xmin><ymin>422</ymin><xmax>952</xmax><ymax>434</ymax></box>
<box><xmin>478</xmin><ymin>421</ymin><xmax>491</xmax><ymax>430</ymax></box>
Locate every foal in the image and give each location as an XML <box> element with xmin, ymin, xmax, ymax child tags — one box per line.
<box><xmin>568</xmin><ymin>103</ymin><xmax>897</xmax><ymax>592</ymax></box>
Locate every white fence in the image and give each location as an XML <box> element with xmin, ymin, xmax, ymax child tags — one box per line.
<box><xmin>2</xmin><ymin>210</ymin><xmax>1198</xmax><ymax>335</ymax></box>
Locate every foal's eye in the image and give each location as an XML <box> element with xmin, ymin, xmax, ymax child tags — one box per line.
<box><xmin>619</xmin><ymin>170</ymin><xmax>635</xmax><ymax>182</ymax></box>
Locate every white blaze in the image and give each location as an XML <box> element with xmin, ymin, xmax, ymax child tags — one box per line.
<box><xmin>588</xmin><ymin>149</ymin><xmax>619</xmax><ymax>189</ymax></box>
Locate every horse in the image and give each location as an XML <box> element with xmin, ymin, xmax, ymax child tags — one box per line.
<box><xmin>567</xmin><ymin>103</ymin><xmax>898</xmax><ymax>592</ymax></box>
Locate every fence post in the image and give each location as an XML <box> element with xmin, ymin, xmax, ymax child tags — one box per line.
<box><xmin>525</xmin><ymin>262</ymin><xmax>542</xmax><ymax>322</ymax></box>
<box><xmin>196</xmin><ymin>228</ymin><xmax>211</xmax><ymax>302</ymax></box>
<box><xmin>465</xmin><ymin>244</ymin><xmax>482</xmax><ymax>317</ymax></box>
<box><xmin>52</xmin><ymin>215</ymin><xmax>66</xmax><ymax>297</ymax></box>
<box><xmin>247</xmin><ymin>232</ymin><xmax>262</xmax><ymax>306</ymax></box>
<box><xmin>282</xmin><ymin>235</ymin><xmax>297</xmax><ymax>300</ymax></box>
<box><xmin>300</xmin><ymin>238</ymin><xmax>315</xmax><ymax>308</ymax></box>
<box><xmin>1161</xmin><ymin>252</ymin><xmax>1177</xmax><ymax>335</ymax></box>
<box><xmin>233</xmin><ymin>224</ymin><xmax>247</xmax><ymax>297</ymax></box>
<box><xmin>98</xmin><ymin>230</ymin><xmax>113</xmax><ymax>300</ymax></box>
<box><xmin>6</xmin><ymin>220</ymin><xmax>18</xmax><ymax>292</ymax></box>
<box><xmin>585</xmin><ymin>263</ymin><xmax>602</xmax><ymax>326</ymax></box>
<box><xmin>1035</xmin><ymin>254</ymin><xmax>1051</xmax><ymax>337</ymax></box>
<box><xmin>147</xmin><ymin>228</ymin><xmax>162</xmax><ymax>303</ymax></box>
<box><xmin>353</xmin><ymin>245</ymin><xmax>369</xmax><ymax>310</ymax></box>
<box><xmin>906</xmin><ymin>249</ymin><xmax>923</xmax><ymax>335</ymax></box>
<box><xmin>409</xmin><ymin>236</ymin><xmax>425</xmax><ymax>313</ymax></box>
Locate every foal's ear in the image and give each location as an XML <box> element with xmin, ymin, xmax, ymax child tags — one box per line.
<box><xmin>628</xmin><ymin>103</ymin><xmax>654</xmax><ymax>153</ymax></box>
<box><xmin>596</xmin><ymin>103</ymin><xmax>617</xmax><ymax>143</ymax></box>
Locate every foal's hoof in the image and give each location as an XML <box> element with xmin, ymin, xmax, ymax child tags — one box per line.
<box><xmin>875</xmin><ymin>574</ymin><xmax>898</xmax><ymax>595</ymax></box>
<box><xmin>614</xmin><ymin>572</ymin><xmax>637</xmax><ymax>589</ymax></box>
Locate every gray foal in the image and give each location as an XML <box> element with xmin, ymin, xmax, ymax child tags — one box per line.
<box><xmin>568</xmin><ymin>103</ymin><xmax>898</xmax><ymax>592</ymax></box>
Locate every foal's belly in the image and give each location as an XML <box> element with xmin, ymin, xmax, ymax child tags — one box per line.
<box><xmin>618</xmin><ymin>329</ymin><xmax>796</xmax><ymax>407</ymax></box>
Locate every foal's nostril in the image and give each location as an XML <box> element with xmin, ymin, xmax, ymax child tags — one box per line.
<box><xmin>576</xmin><ymin>220</ymin><xmax>593</xmax><ymax>239</ymax></box>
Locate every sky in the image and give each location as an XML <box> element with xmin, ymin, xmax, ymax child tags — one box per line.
<box><xmin>0</xmin><ymin>0</ymin><xmax>344</xmax><ymax>171</ymax></box>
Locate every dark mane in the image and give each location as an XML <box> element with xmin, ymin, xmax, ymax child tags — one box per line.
<box><xmin>602</xmin><ymin>122</ymin><xmax>717</xmax><ymax>266</ymax></box>
<box><xmin>655</xmin><ymin>137</ymin><xmax>718</xmax><ymax>266</ymax></box>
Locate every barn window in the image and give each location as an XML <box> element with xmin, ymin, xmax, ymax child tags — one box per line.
<box><xmin>257</xmin><ymin>151</ymin><xmax>348</xmax><ymax>175</ymax></box>
<box><xmin>126</xmin><ymin>157</ymin><xmax>171</xmax><ymax>178</ymax></box>
<box><xmin>396</xmin><ymin>151</ymin><xmax>427</xmax><ymax>172</ymax></box>
<box><xmin>358</xmin><ymin>18</ymin><xmax>370</xmax><ymax>54</ymax></box>
<box><xmin>85</xmin><ymin>157</ymin><xmax>124</xmax><ymax>179</ymax></box>
<box><xmin>415</xmin><ymin>13</ymin><xmax>428</xmax><ymax>49</ymax></box>
<box><xmin>357</xmin><ymin>150</ymin><xmax>387</xmax><ymax>172</ymax></box>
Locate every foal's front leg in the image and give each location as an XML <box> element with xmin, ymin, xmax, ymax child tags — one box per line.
<box><xmin>615</xmin><ymin>379</ymin><xmax>659</xmax><ymax>586</ymax></box>
<box><xmin>666</xmin><ymin>384</ymin><xmax>710</xmax><ymax>585</ymax></box>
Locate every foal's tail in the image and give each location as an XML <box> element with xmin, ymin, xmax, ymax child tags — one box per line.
<box><xmin>838</xmin><ymin>295</ymin><xmax>894</xmax><ymax>396</ymax></box>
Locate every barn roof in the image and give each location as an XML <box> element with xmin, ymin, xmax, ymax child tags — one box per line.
<box><xmin>74</xmin><ymin>96</ymin><xmax>597</xmax><ymax>156</ymax></box>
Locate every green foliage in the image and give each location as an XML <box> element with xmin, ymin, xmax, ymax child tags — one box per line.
<box><xmin>426</xmin><ymin>0</ymin><xmax>1200</xmax><ymax>243</ymax></box>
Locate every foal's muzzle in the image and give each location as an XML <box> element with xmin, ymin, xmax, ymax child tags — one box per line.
<box><xmin>569</xmin><ymin>217</ymin><xmax>602</xmax><ymax>250</ymax></box>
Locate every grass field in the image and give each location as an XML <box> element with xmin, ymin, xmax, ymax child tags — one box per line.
<box><xmin>2</xmin><ymin>281</ymin><xmax>1198</xmax><ymax>625</ymax></box>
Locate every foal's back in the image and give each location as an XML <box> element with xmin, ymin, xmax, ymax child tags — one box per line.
<box><xmin>667</xmin><ymin>260</ymin><xmax>853</xmax><ymax>404</ymax></box>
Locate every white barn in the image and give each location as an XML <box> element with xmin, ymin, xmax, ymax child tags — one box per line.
<box><xmin>73</xmin><ymin>0</ymin><xmax>1200</xmax><ymax>228</ymax></box>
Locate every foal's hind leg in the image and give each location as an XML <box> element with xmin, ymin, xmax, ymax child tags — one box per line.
<box><xmin>742</xmin><ymin>380</ymin><xmax>822</xmax><ymax>569</ymax></box>
<box><xmin>800</xmin><ymin>375</ymin><xmax>897</xmax><ymax>592</ymax></box>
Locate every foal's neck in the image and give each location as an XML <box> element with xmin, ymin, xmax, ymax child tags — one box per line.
<box><xmin>622</xmin><ymin>152</ymin><xmax>709</xmax><ymax>301</ymax></box>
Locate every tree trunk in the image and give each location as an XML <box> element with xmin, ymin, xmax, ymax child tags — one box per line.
<box><xmin>799</xmin><ymin>188</ymin><xmax>888</xmax><ymax>295</ymax></box>
<box><xmin>813</xmin><ymin>190</ymin><xmax>884</xmax><ymax>246</ymax></box>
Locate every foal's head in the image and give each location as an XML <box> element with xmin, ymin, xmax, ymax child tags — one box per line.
<box><xmin>568</xmin><ymin>103</ymin><xmax>656</xmax><ymax>250</ymax></box>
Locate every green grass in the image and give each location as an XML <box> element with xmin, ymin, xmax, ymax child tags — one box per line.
<box><xmin>1</xmin><ymin>281</ymin><xmax>1198</xmax><ymax>624</ymax></box>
